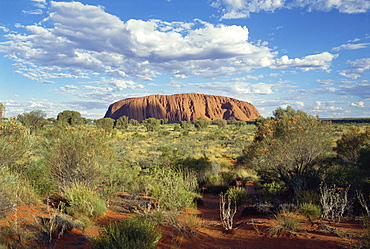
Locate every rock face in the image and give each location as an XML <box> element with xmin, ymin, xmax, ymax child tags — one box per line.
<box><xmin>104</xmin><ymin>93</ymin><xmax>260</xmax><ymax>122</ymax></box>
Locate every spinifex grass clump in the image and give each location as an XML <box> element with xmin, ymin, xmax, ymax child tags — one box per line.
<box><xmin>92</xmin><ymin>218</ymin><xmax>162</xmax><ymax>249</ymax></box>
<box><xmin>268</xmin><ymin>208</ymin><xmax>302</xmax><ymax>237</ymax></box>
<box><xmin>299</xmin><ymin>203</ymin><xmax>322</xmax><ymax>223</ymax></box>
<box><xmin>63</xmin><ymin>183</ymin><xmax>107</xmax><ymax>218</ymax></box>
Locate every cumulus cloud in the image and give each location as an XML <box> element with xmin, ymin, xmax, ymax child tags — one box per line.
<box><xmin>271</xmin><ymin>52</ymin><xmax>338</xmax><ymax>72</ymax></box>
<box><xmin>212</xmin><ymin>0</ymin><xmax>370</xmax><ymax>19</ymax></box>
<box><xmin>339</xmin><ymin>58</ymin><xmax>370</xmax><ymax>79</ymax></box>
<box><xmin>0</xmin><ymin>1</ymin><xmax>337</xmax><ymax>85</ymax></box>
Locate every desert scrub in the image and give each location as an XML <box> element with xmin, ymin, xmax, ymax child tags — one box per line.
<box><xmin>92</xmin><ymin>218</ymin><xmax>162</xmax><ymax>249</ymax></box>
<box><xmin>0</xmin><ymin>169</ymin><xmax>38</xmax><ymax>218</ymax></box>
<box><xmin>268</xmin><ymin>208</ymin><xmax>301</xmax><ymax>237</ymax></box>
<box><xmin>63</xmin><ymin>183</ymin><xmax>106</xmax><ymax>218</ymax></box>
<box><xmin>148</xmin><ymin>165</ymin><xmax>198</xmax><ymax>211</ymax></box>
<box><xmin>226</xmin><ymin>187</ymin><xmax>248</xmax><ymax>207</ymax></box>
<box><xmin>44</xmin><ymin>125</ymin><xmax>115</xmax><ymax>189</ymax></box>
<box><xmin>0</xmin><ymin>117</ymin><xmax>33</xmax><ymax>168</ymax></box>
<box><xmin>299</xmin><ymin>203</ymin><xmax>322</xmax><ymax>223</ymax></box>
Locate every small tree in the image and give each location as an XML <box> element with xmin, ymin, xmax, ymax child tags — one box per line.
<box><xmin>242</xmin><ymin>106</ymin><xmax>333</xmax><ymax>199</ymax></box>
<box><xmin>57</xmin><ymin>110</ymin><xmax>82</xmax><ymax>126</ymax></box>
<box><xmin>115</xmin><ymin>115</ymin><xmax>129</xmax><ymax>129</ymax></box>
<box><xmin>194</xmin><ymin>117</ymin><xmax>210</xmax><ymax>130</ymax></box>
<box><xmin>143</xmin><ymin>118</ymin><xmax>160</xmax><ymax>132</ymax></box>
<box><xmin>180</xmin><ymin>121</ymin><xmax>192</xmax><ymax>130</ymax></box>
<box><xmin>335</xmin><ymin>126</ymin><xmax>370</xmax><ymax>165</ymax></box>
<box><xmin>95</xmin><ymin>118</ymin><xmax>115</xmax><ymax>133</ymax></box>
<box><xmin>17</xmin><ymin>109</ymin><xmax>48</xmax><ymax>133</ymax></box>
<box><xmin>213</xmin><ymin>119</ymin><xmax>227</xmax><ymax>128</ymax></box>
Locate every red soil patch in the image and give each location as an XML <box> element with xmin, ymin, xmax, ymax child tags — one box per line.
<box><xmin>1</xmin><ymin>193</ymin><xmax>366</xmax><ymax>248</ymax></box>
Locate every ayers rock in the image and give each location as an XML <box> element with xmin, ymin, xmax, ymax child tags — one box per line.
<box><xmin>104</xmin><ymin>93</ymin><xmax>260</xmax><ymax>122</ymax></box>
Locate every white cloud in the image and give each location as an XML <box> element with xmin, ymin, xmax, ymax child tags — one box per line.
<box><xmin>339</xmin><ymin>58</ymin><xmax>370</xmax><ymax>79</ymax></box>
<box><xmin>333</xmin><ymin>42</ymin><xmax>370</xmax><ymax>51</ymax></box>
<box><xmin>187</xmin><ymin>81</ymin><xmax>274</xmax><ymax>95</ymax></box>
<box><xmin>22</xmin><ymin>9</ymin><xmax>43</xmax><ymax>15</ymax></box>
<box><xmin>0</xmin><ymin>1</ymin><xmax>337</xmax><ymax>85</ymax></box>
<box><xmin>32</xmin><ymin>0</ymin><xmax>47</xmax><ymax>8</ymax></box>
<box><xmin>314</xmin><ymin>100</ymin><xmax>343</xmax><ymax>111</ymax></box>
<box><xmin>351</xmin><ymin>101</ymin><xmax>365</xmax><ymax>107</ymax></box>
<box><xmin>0</xmin><ymin>26</ymin><xmax>9</xmax><ymax>32</ymax></box>
<box><xmin>271</xmin><ymin>52</ymin><xmax>338</xmax><ymax>72</ymax></box>
<box><xmin>212</xmin><ymin>0</ymin><xmax>370</xmax><ymax>19</ymax></box>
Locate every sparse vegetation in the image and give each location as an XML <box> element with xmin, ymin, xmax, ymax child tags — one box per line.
<box><xmin>92</xmin><ymin>218</ymin><xmax>162</xmax><ymax>249</ymax></box>
<box><xmin>0</xmin><ymin>107</ymin><xmax>369</xmax><ymax>247</ymax></box>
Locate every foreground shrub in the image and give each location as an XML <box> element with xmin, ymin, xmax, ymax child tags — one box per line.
<box><xmin>226</xmin><ymin>187</ymin><xmax>248</xmax><ymax>207</ymax></box>
<box><xmin>92</xmin><ymin>219</ymin><xmax>162</xmax><ymax>249</ymax></box>
<box><xmin>45</xmin><ymin>126</ymin><xmax>114</xmax><ymax>189</ymax></box>
<box><xmin>242</xmin><ymin>106</ymin><xmax>333</xmax><ymax>199</ymax></box>
<box><xmin>268</xmin><ymin>208</ymin><xmax>301</xmax><ymax>237</ymax></box>
<box><xmin>0</xmin><ymin>169</ymin><xmax>38</xmax><ymax>218</ymax></box>
<box><xmin>299</xmin><ymin>203</ymin><xmax>322</xmax><ymax>223</ymax></box>
<box><xmin>0</xmin><ymin>117</ymin><xmax>32</xmax><ymax>168</ymax></box>
<box><xmin>148</xmin><ymin>166</ymin><xmax>198</xmax><ymax>211</ymax></box>
<box><xmin>63</xmin><ymin>184</ymin><xmax>106</xmax><ymax>218</ymax></box>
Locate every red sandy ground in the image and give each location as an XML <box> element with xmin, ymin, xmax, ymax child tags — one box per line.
<box><xmin>1</xmin><ymin>186</ymin><xmax>366</xmax><ymax>249</ymax></box>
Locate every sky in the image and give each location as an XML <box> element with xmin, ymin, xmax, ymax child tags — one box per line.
<box><xmin>0</xmin><ymin>0</ymin><xmax>369</xmax><ymax>119</ymax></box>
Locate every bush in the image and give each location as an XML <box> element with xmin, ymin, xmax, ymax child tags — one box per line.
<box><xmin>63</xmin><ymin>183</ymin><xmax>107</xmax><ymax>218</ymax></box>
<box><xmin>45</xmin><ymin>126</ymin><xmax>114</xmax><ymax>189</ymax></box>
<box><xmin>268</xmin><ymin>210</ymin><xmax>301</xmax><ymax>237</ymax></box>
<box><xmin>0</xmin><ymin>117</ymin><xmax>32</xmax><ymax>168</ymax></box>
<box><xmin>95</xmin><ymin>118</ymin><xmax>115</xmax><ymax>133</ymax></box>
<box><xmin>92</xmin><ymin>219</ymin><xmax>162</xmax><ymax>249</ymax></box>
<box><xmin>143</xmin><ymin>118</ymin><xmax>160</xmax><ymax>132</ymax></box>
<box><xmin>226</xmin><ymin>187</ymin><xmax>248</xmax><ymax>207</ymax></box>
<box><xmin>299</xmin><ymin>203</ymin><xmax>322</xmax><ymax>223</ymax></box>
<box><xmin>148</xmin><ymin>166</ymin><xmax>198</xmax><ymax>211</ymax></box>
<box><xmin>243</xmin><ymin>106</ymin><xmax>333</xmax><ymax>198</ymax></box>
<box><xmin>194</xmin><ymin>117</ymin><xmax>210</xmax><ymax>130</ymax></box>
<box><xmin>24</xmin><ymin>160</ymin><xmax>56</xmax><ymax>196</ymax></box>
<box><xmin>115</xmin><ymin>115</ymin><xmax>129</xmax><ymax>129</ymax></box>
<box><xmin>0</xmin><ymin>169</ymin><xmax>38</xmax><ymax>218</ymax></box>
<box><xmin>17</xmin><ymin>109</ymin><xmax>48</xmax><ymax>133</ymax></box>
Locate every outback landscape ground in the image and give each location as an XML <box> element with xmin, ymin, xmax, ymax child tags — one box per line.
<box><xmin>0</xmin><ymin>186</ymin><xmax>367</xmax><ymax>248</ymax></box>
<box><xmin>0</xmin><ymin>107</ymin><xmax>370</xmax><ymax>248</ymax></box>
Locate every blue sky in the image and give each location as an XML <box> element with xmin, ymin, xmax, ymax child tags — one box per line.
<box><xmin>0</xmin><ymin>0</ymin><xmax>369</xmax><ymax>119</ymax></box>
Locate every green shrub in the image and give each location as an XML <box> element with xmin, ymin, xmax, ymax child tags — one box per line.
<box><xmin>194</xmin><ymin>117</ymin><xmax>210</xmax><ymax>130</ymax></box>
<box><xmin>148</xmin><ymin>166</ymin><xmax>198</xmax><ymax>211</ymax></box>
<box><xmin>299</xmin><ymin>203</ymin><xmax>322</xmax><ymax>223</ymax></box>
<box><xmin>92</xmin><ymin>218</ymin><xmax>162</xmax><ymax>249</ymax></box>
<box><xmin>24</xmin><ymin>160</ymin><xmax>56</xmax><ymax>196</ymax></box>
<box><xmin>204</xmin><ymin>174</ymin><xmax>223</xmax><ymax>186</ymax></box>
<box><xmin>143</xmin><ymin>118</ymin><xmax>160</xmax><ymax>132</ymax></box>
<box><xmin>268</xmin><ymin>211</ymin><xmax>301</xmax><ymax>237</ymax></box>
<box><xmin>45</xmin><ymin>126</ymin><xmax>114</xmax><ymax>189</ymax></box>
<box><xmin>63</xmin><ymin>184</ymin><xmax>106</xmax><ymax>218</ymax></box>
<box><xmin>219</xmin><ymin>171</ymin><xmax>237</xmax><ymax>185</ymax></box>
<box><xmin>0</xmin><ymin>117</ymin><xmax>32</xmax><ymax>168</ymax></box>
<box><xmin>95</xmin><ymin>118</ymin><xmax>115</xmax><ymax>133</ymax></box>
<box><xmin>0</xmin><ymin>169</ymin><xmax>38</xmax><ymax>218</ymax></box>
<box><xmin>226</xmin><ymin>187</ymin><xmax>248</xmax><ymax>207</ymax></box>
<box><xmin>261</xmin><ymin>181</ymin><xmax>285</xmax><ymax>198</ymax></box>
